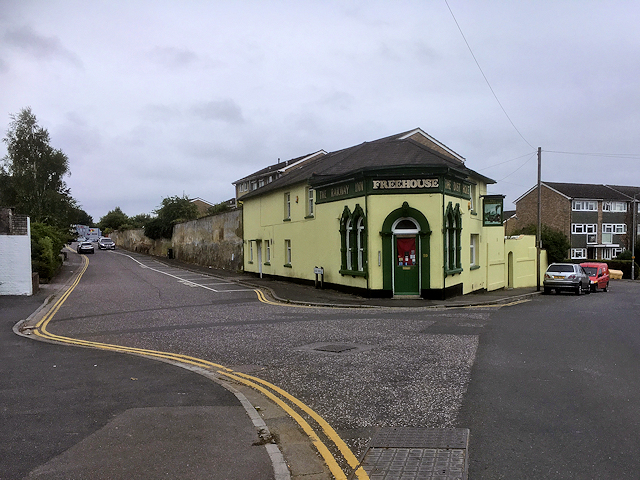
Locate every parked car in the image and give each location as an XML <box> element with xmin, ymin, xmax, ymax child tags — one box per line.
<box><xmin>98</xmin><ymin>237</ymin><xmax>116</xmax><ymax>250</ymax></box>
<box><xmin>543</xmin><ymin>263</ymin><xmax>590</xmax><ymax>295</ymax></box>
<box><xmin>77</xmin><ymin>241</ymin><xmax>95</xmax><ymax>254</ymax></box>
<box><xmin>580</xmin><ymin>262</ymin><xmax>610</xmax><ymax>292</ymax></box>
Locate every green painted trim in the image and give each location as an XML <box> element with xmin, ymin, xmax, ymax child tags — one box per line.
<box><xmin>283</xmin><ymin>264</ymin><xmax>292</xmax><ymax>268</ymax></box>
<box><xmin>263</xmin><ymin>262</ymin><xmax>271</xmax><ymax>266</ymax></box>
<box><xmin>247</xmin><ymin>261</ymin><xmax>254</xmax><ymax>264</ymax></box>
<box><xmin>380</xmin><ymin>201</ymin><xmax>431</xmax><ymax>292</ymax></box>
<box><xmin>339</xmin><ymin>269</ymin><xmax>367</xmax><ymax>277</ymax></box>
<box><xmin>470</xmin><ymin>265</ymin><xmax>480</xmax><ymax>270</ymax></box>
<box><xmin>445</xmin><ymin>267</ymin><xmax>463</xmax><ymax>275</ymax></box>
<box><xmin>304</xmin><ymin>215</ymin><xmax>315</xmax><ymax>219</ymax></box>
<box><xmin>283</xmin><ymin>218</ymin><xmax>291</xmax><ymax>222</ymax></box>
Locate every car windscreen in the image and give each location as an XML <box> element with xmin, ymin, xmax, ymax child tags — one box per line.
<box><xmin>547</xmin><ymin>265</ymin><xmax>574</xmax><ymax>273</ymax></box>
<box><xmin>582</xmin><ymin>267</ymin><xmax>597</xmax><ymax>276</ymax></box>
<box><xmin>102</xmin><ymin>239</ymin><xmax>113</xmax><ymax>243</ymax></box>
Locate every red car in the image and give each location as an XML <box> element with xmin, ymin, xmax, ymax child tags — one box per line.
<box><xmin>580</xmin><ymin>262</ymin><xmax>610</xmax><ymax>292</ymax></box>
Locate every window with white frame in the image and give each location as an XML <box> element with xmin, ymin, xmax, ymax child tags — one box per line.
<box><xmin>470</xmin><ymin>184</ymin><xmax>477</xmax><ymax>213</ymax></box>
<box><xmin>602</xmin><ymin>224</ymin><xmax>627</xmax><ymax>234</ymax></box>
<box><xmin>265</xmin><ymin>240</ymin><xmax>270</xmax><ymax>263</ymax></box>
<box><xmin>572</xmin><ymin>224</ymin><xmax>597</xmax><ymax>234</ymax></box>
<box><xmin>285</xmin><ymin>239</ymin><xmax>291</xmax><ymax>265</ymax></box>
<box><xmin>587</xmin><ymin>234</ymin><xmax>597</xmax><ymax>244</ymax></box>
<box><xmin>258</xmin><ymin>178</ymin><xmax>265</xmax><ymax>188</ymax></box>
<box><xmin>249</xmin><ymin>241</ymin><xmax>253</xmax><ymax>262</ymax></box>
<box><xmin>251</xmin><ymin>181</ymin><xmax>257</xmax><ymax>191</ymax></box>
<box><xmin>572</xmin><ymin>200</ymin><xmax>597</xmax><ymax>211</ymax></box>
<box><xmin>602</xmin><ymin>247</ymin><xmax>623</xmax><ymax>260</ymax></box>
<box><xmin>307</xmin><ymin>188</ymin><xmax>314</xmax><ymax>217</ymax></box>
<box><xmin>284</xmin><ymin>192</ymin><xmax>291</xmax><ymax>220</ymax></box>
<box><xmin>470</xmin><ymin>234</ymin><xmax>479</xmax><ymax>266</ymax></box>
<box><xmin>571</xmin><ymin>248</ymin><xmax>587</xmax><ymax>259</ymax></box>
<box><xmin>603</xmin><ymin>201</ymin><xmax>627</xmax><ymax>212</ymax></box>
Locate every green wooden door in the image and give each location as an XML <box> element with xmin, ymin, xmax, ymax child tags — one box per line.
<box><xmin>394</xmin><ymin>235</ymin><xmax>420</xmax><ymax>295</ymax></box>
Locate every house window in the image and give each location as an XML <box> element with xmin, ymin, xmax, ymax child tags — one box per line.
<box><xmin>603</xmin><ymin>201</ymin><xmax>627</xmax><ymax>212</ymax></box>
<box><xmin>340</xmin><ymin>205</ymin><xmax>367</xmax><ymax>274</ymax></box>
<box><xmin>445</xmin><ymin>202</ymin><xmax>462</xmax><ymax>274</ymax></box>
<box><xmin>265</xmin><ymin>240</ymin><xmax>270</xmax><ymax>263</ymax></box>
<box><xmin>470</xmin><ymin>184</ymin><xmax>477</xmax><ymax>213</ymax></box>
<box><xmin>284</xmin><ymin>239</ymin><xmax>291</xmax><ymax>265</ymax></box>
<box><xmin>284</xmin><ymin>192</ymin><xmax>291</xmax><ymax>220</ymax></box>
<box><xmin>572</xmin><ymin>200</ymin><xmax>597</xmax><ymax>211</ymax></box>
<box><xmin>470</xmin><ymin>234</ymin><xmax>479</xmax><ymax>266</ymax></box>
<box><xmin>587</xmin><ymin>234</ymin><xmax>597</xmax><ymax>244</ymax></box>
<box><xmin>268</xmin><ymin>175</ymin><xmax>273</xmax><ymax>183</ymax></box>
<box><xmin>603</xmin><ymin>224</ymin><xmax>626</xmax><ymax>234</ymax></box>
<box><xmin>258</xmin><ymin>178</ymin><xmax>265</xmax><ymax>188</ymax></box>
<box><xmin>572</xmin><ymin>224</ymin><xmax>597</xmax><ymax>234</ymax></box>
<box><xmin>307</xmin><ymin>188</ymin><xmax>314</xmax><ymax>217</ymax></box>
<box><xmin>251</xmin><ymin>181</ymin><xmax>257</xmax><ymax>191</ymax></box>
<box><xmin>571</xmin><ymin>248</ymin><xmax>587</xmax><ymax>259</ymax></box>
<box><xmin>248</xmin><ymin>241</ymin><xmax>253</xmax><ymax>263</ymax></box>
<box><xmin>602</xmin><ymin>247</ymin><xmax>623</xmax><ymax>260</ymax></box>
<box><xmin>602</xmin><ymin>233</ymin><xmax>613</xmax><ymax>244</ymax></box>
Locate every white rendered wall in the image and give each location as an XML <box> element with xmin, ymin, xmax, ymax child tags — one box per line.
<box><xmin>0</xmin><ymin>229</ymin><xmax>32</xmax><ymax>296</ymax></box>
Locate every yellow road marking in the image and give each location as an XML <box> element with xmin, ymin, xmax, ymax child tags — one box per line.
<box><xmin>219</xmin><ymin>371</ymin><xmax>348</xmax><ymax>480</ymax></box>
<box><xmin>31</xmin><ymin>252</ymin><xmax>369</xmax><ymax>480</ymax></box>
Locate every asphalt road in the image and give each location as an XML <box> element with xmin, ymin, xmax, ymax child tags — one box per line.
<box><xmin>13</xmin><ymin>247</ymin><xmax>640</xmax><ymax>478</ymax></box>
<box><xmin>459</xmin><ymin>282</ymin><xmax>640</xmax><ymax>478</ymax></box>
<box><xmin>0</xmin><ymin>251</ymin><xmax>274</xmax><ymax>480</ymax></box>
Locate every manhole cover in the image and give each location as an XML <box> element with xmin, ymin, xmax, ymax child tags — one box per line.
<box><xmin>314</xmin><ymin>344</ymin><xmax>357</xmax><ymax>353</ymax></box>
<box><xmin>359</xmin><ymin>428</ymin><xmax>470</xmax><ymax>480</ymax></box>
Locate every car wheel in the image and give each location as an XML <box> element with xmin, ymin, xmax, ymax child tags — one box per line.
<box><xmin>603</xmin><ymin>282</ymin><xmax>608</xmax><ymax>292</ymax></box>
<box><xmin>544</xmin><ymin>287</ymin><xmax>551</xmax><ymax>295</ymax></box>
<box><xmin>584</xmin><ymin>283</ymin><xmax>591</xmax><ymax>294</ymax></box>
<box><xmin>576</xmin><ymin>284</ymin><xmax>582</xmax><ymax>295</ymax></box>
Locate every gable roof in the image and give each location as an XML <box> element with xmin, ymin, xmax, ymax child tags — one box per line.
<box><xmin>514</xmin><ymin>182</ymin><xmax>640</xmax><ymax>204</ymax></box>
<box><xmin>238</xmin><ymin>129</ymin><xmax>493</xmax><ymax>200</ymax></box>
<box><xmin>233</xmin><ymin>150</ymin><xmax>327</xmax><ymax>185</ymax></box>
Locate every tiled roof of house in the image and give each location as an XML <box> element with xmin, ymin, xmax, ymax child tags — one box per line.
<box><xmin>238</xmin><ymin>129</ymin><xmax>493</xmax><ymax>200</ymax></box>
<box><xmin>544</xmin><ymin>182</ymin><xmax>639</xmax><ymax>200</ymax></box>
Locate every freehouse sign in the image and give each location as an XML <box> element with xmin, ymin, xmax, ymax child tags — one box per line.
<box><xmin>315</xmin><ymin>176</ymin><xmax>470</xmax><ymax>204</ymax></box>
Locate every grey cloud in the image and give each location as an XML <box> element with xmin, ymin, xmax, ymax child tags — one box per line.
<box><xmin>3</xmin><ymin>25</ymin><xmax>83</xmax><ymax>67</ymax></box>
<box><xmin>148</xmin><ymin>46</ymin><xmax>199</xmax><ymax>68</ymax></box>
<box><xmin>191</xmin><ymin>100</ymin><xmax>244</xmax><ymax>124</ymax></box>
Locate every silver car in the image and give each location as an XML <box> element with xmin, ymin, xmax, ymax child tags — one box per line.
<box><xmin>543</xmin><ymin>263</ymin><xmax>591</xmax><ymax>295</ymax></box>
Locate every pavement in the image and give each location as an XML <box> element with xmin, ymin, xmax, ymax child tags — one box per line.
<box><xmin>2</xmin><ymin>250</ymin><xmax>541</xmax><ymax>480</ymax></box>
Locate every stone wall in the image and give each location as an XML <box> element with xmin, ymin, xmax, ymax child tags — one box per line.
<box><xmin>172</xmin><ymin>209</ymin><xmax>243</xmax><ymax>271</ymax></box>
<box><xmin>111</xmin><ymin>208</ymin><xmax>243</xmax><ymax>272</ymax></box>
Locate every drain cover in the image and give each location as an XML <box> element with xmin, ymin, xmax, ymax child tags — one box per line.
<box><xmin>359</xmin><ymin>428</ymin><xmax>469</xmax><ymax>480</ymax></box>
<box><xmin>314</xmin><ymin>344</ymin><xmax>357</xmax><ymax>353</ymax></box>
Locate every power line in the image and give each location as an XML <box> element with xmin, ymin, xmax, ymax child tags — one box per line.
<box><xmin>544</xmin><ymin>150</ymin><xmax>640</xmax><ymax>159</ymax></box>
<box><xmin>496</xmin><ymin>152</ymin><xmax>537</xmax><ymax>182</ymax></box>
<box><xmin>444</xmin><ymin>0</ymin><xmax>534</xmax><ymax>150</ymax></box>
<box><xmin>478</xmin><ymin>151</ymin><xmax>537</xmax><ymax>171</ymax></box>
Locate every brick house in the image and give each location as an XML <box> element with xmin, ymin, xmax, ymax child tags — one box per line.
<box><xmin>510</xmin><ymin>182</ymin><xmax>640</xmax><ymax>260</ymax></box>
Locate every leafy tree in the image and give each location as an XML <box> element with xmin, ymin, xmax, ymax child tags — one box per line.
<box><xmin>155</xmin><ymin>195</ymin><xmax>198</xmax><ymax>223</ymax></box>
<box><xmin>518</xmin><ymin>224</ymin><xmax>571</xmax><ymax>263</ymax></box>
<box><xmin>206</xmin><ymin>201</ymin><xmax>231</xmax><ymax>216</ymax></box>
<box><xmin>69</xmin><ymin>206</ymin><xmax>93</xmax><ymax>226</ymax></box>
<box><xmin>0</xmin><ymin>108</ymin><xmax>74</xmax><ymax>227</ymax></box>
<box><xmin>30</xmin><ymin>222</ymin><xmax>67</xmax><ymax>280</ymax></box>
<box><xmin>98</xmin><ymin>207</ymin><xmax>129</xmax><ymax>231</ymax></box>
<box><xmin>144</xmin><ymin>195</ymin><xmax>198</xmax><ymax>240</ymax></box>
<box><xmin>128</xmin><ymin>213</ymin><xmax>152</xmax><ymax>228</ymax></box>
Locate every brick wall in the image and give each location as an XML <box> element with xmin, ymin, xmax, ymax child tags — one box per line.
<box><xmin>514</xmin><ymin>185</ymin><xmax>571</xmax><ymax>237</ymax></box>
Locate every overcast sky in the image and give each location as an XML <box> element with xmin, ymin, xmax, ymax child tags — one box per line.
<box><xmin>2</xmin><ymin>1</ymin><xmax>639</xmax><ymax>222</ymax></box>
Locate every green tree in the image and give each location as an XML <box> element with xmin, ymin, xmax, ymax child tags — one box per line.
<box><xmin>30</xmin><ymin>222</ymin><xmax>67</xmax><ymax>280</ymax></box>
<box><xmin>144</xmin><ymin>195</ymin><xmax>198</xmax><ymax>240</ymax></box>
<box><xmin>98</xmin><ymin>207</ymin><xmax>129</xmax><ymax>231</ymax></box>
<box><xmin>0</xmin><ymin>108</ymin><xmax>74</xmax><ymax>227</ymax></box>
<box><xmin>519</xmin><ymin>224</ymin><xmax>571</xmax><ymax>263</ymax></box>
<box><xmin>128</xmin><ymin>213</ymin><xmax>152</xmax><ymax>228</ymax></box>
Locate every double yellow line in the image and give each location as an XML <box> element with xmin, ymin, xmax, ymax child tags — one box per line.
<box><xmin>32</xmin><ymin>254</ymin><xmax>369</xmax><ymax>480</ymax></box>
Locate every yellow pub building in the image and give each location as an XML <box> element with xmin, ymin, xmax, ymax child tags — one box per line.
<box><xmin>235</xmin><ymin>129</ymin><xmax>540</xmax><ymax>299</ymax></box>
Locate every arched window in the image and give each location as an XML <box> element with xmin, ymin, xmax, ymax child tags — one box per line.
<box><xmin>340</xmin><ymin>204</ymin><xmax>367</xmax><ymax>275</ymax></box>
<box><xmin>445</xmin><ymin>202</ymin><xmax>462</xmax><ymax>274</ymax></box>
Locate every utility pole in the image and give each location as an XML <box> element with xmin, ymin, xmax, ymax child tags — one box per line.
<box><xmin>536</xmin><ymin>147</ymin><xmax>542</xmax><ymax>291</ymax></box>
<box><xmin>633</xmin><ymin>195</ymin><xmax>637</xmax><ymax>281</ymax></box>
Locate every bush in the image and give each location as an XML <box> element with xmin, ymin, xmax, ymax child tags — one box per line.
<box><xmin>31</xmin><ymin>222</ymin><xmax>66</xmax><ymax>281</ymax></box>
<box><xmin>518</xmin><ymin>224</ymin><xmax>571</xmax><ymax>264</ymax></box>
